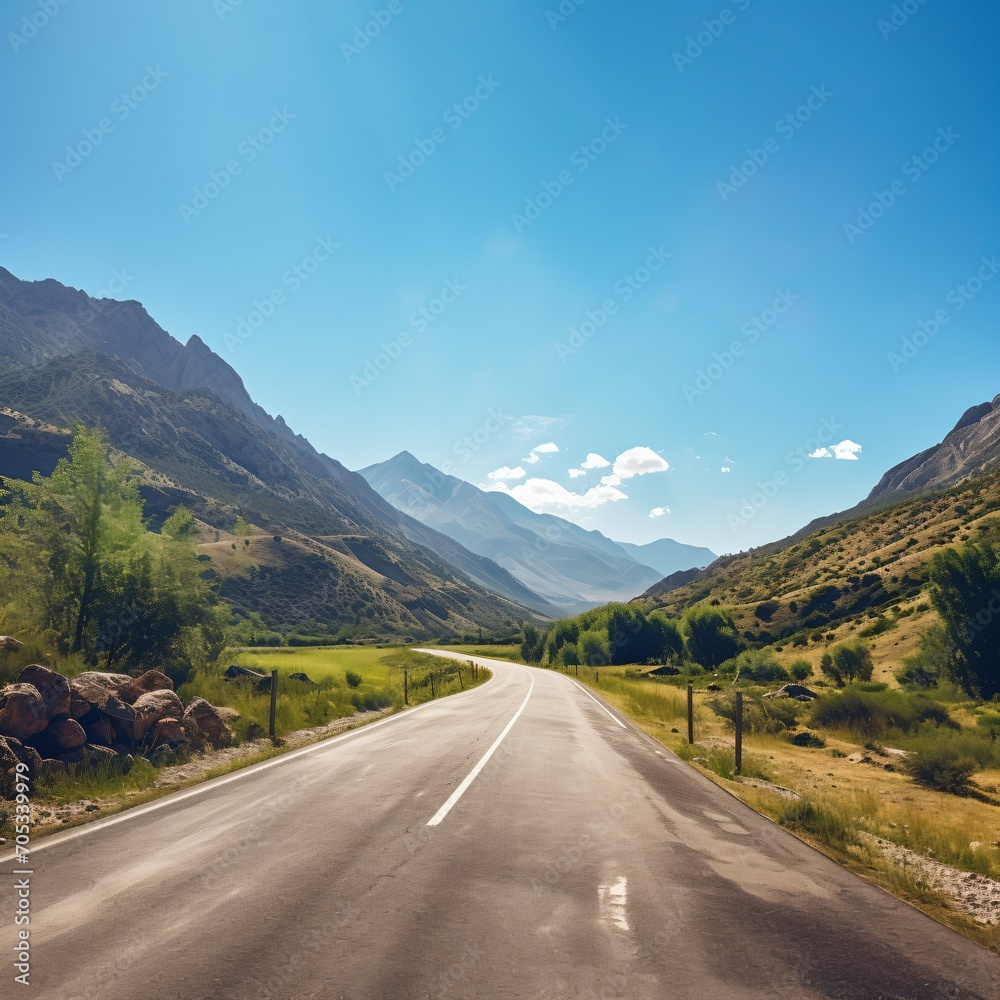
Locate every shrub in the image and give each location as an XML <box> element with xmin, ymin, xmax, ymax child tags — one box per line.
<box><xmin>820</xmin><ymin>639</ymin><xmax>874</xmax><ymax>686</ymax></box>
<box><xmin>345</xmin><ymin>670</ymin><xmax>363</xmax><ymax>688</ymax></box>
<box><xmin>718</xmin><ymin>649</ymin><xmax>789</xmax><ymax>683</ymax></box>
<box><xmin>790</xmin><ymin>730</ymin><xmax>826</xmax><ymax>748</ymax></box>
<box><xmin>810</xmin><ymin>688</ymin><xmax>955</xmax><ymax>740</ymax></box>
<box><xmin>710</xmin><ymin>691</ymin><xmax>800</xmax><ymax>734</ymax></box>
<box><xmin>904</xmin><ymin>742</ymin><xmax>979</xmax><ymax>794</ymax></box>
<box><xmin>790</xmin><ymin>660</ymin><xmax>813</xmax><ymax>681</ymax></box>
<box><xmin>778</xmin><ymin>799</ymin><xmax>852</xmax><ymax>845</ymax></box>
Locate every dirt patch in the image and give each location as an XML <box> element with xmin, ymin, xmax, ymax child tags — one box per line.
<box><xmin>863</xmin><ymin>833</ymin><xmax>1000</xmax><ymax>926</ymax></box>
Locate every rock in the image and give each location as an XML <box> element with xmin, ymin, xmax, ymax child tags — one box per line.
<box><xmin>69</xmin><ymin>672</ymin><xmax>134</xmax><ymax>715</ymax></box>
<box><xmin>46</xmin><ymin>716</ymin><xmax>88</xmax><ymax>750</ymax></box>
<box><xmin>289</xmin><ymin>672</ymin><xmax>315</xmax><ymax>685</ymax></box>
<box><xmin>0</xmin><ymin>636</ymin><xmax>24</xmax><ymax>653</ymax></box>
<box><xmin>183</xmin><ymin>697</ymin><xmax>235</xmax><ymax>749</ymax></box>
<box><xmin>119</xmin><ymin>669</ymin><xmax>174</xmax><ymax>704</ymax></box>
<box><xmin>151</xmin><ymin>717</ymin><xmax>185</xmax><ymax>746</ymax></box>
<box><xmin>0</xmin><ymin>737</ymin><xmax>43</xmax><ymax>797</ymax></box>
<box><xmin>85</xmin><ymin>714</ymin><xmax>117</xmax><ymax>747</ymax></box>
<box><xmin>131</xmin><ymin>690</ymin><xmax>186</xmax><ymax>742</ymax></box>
<box><xmin>0</xmin><ymin>683</ymin><xmax>49</xmax><ymax>740</ymax></box>
<box><xmin>18</xmin><ymin>664</ymin><xmax>72</xmax><ymax>719</ymax></box>
<box><xmin>763</xmin><ymin>684</ymin><xmax>819</xmax><ymax>702</ymax></box>
<box><xmin>790</xmin><ymin>730</ymin><xmax>826</xmax><ymax>748</ymax></box>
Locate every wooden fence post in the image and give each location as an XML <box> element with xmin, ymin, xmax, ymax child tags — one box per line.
<box><xmin>687</xmin><ymin>685</ymin><xmax>694</xmax><ymax>745</ymax></box>
<box><xmin>269</xmin><ymin>670</ymin><xmax>278</xmax><ymax>739</ymax></box>
<box><xmin>404</xmin><ymin>669</ymin><xmax>409</xmax><ymax>706</ymax></box>
<box><xmin>735</xmin><ymin>691</ymin><xmax>743</xmax><ymax>775</ymax></box>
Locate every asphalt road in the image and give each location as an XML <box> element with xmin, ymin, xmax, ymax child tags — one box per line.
<box><xmin>3</xmin><ymin>654</ymin><xmax>998</xmax><ymax>999</ymax></box>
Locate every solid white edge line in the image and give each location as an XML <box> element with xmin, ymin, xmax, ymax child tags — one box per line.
<box><xmin>569</xmin><ymin>678</ymin><xmax>628</xmax><ymax>729</ymax></box>
<box><xmin>426</xmin><ymin>672</ymin><xmax>534</xmax><ymax>827</ymax></box>
<box><xmin>0</xmin><ymin>691</ymin><xmax>463</xmax><ymax>865</ymax></box>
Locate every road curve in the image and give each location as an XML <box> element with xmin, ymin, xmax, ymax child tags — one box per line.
<box><xmin>2</xmin><ymin>654</ymin><xmax>998</xmax><ymax>999</ymax></box>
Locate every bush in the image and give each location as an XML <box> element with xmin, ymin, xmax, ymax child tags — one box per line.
<box><xmin>790</xmin><ymin>660</ymin><xmax>813</xmax><ymax>681</ymax></box>
<box><xmin>904</xmin><ymin>742</ymin><xmax>980</xmax><ymax>794</ymax></box>
<box><xmin>709</xmin><ymin>691</ymin><xmax>800</xmax><ymax>734</ymax></box>
<box><xmin>790</xmin><ymin>730</ymin><xmax>826</xmax><ymax>748</ymax></box>
<box><xmin>718</xmin><ymin>649</ymin><xmax>789</xmax><ymax>683</ymax></box>
<box><xmin>345</xmin><ymin>670</ymin><xmax>363</xmax><ymax>688</ymax></box>
<box><xmin>810</xmin><ymin>688</ymin><xmax>955</xmax><ymax>740</ymax></box>
<box><xmin>820</xmin><ymin>639</ymin><xmax>874</xmax><ymax>686</ymax></box>
<box><xmin>778</xmin><ymin>799</ymin><xmax>852</xmax><ymax>845</ymax></box>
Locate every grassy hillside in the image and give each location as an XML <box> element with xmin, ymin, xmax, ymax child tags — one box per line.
<box><xmin>639</xmin><ymin>471</ymin><xmax>1000</xmax><ymax>679</ymax></box>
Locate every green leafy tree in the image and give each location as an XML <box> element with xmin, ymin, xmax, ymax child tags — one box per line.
<box><xmin>682</xmin><ymin>605</ymin><xmax>744</xmax><ymax>670</ymax></box>
<box><xmin>520</xmin><ymin>622</ymin><xmax>546</xmax><ymax>664</ymax></box>
<box><xmin>648</xmin><ymin>612</ymin><xmax>685</xmax><ymax>664</ymax></box>
<box><xmin>578</xmin><ymin>629</ymin><xmax>611</xmax><ymax>666</ymax></box>
<box><xmin>820</xmin><ymin>639</ymin><xmax>874</xmax><ymax>687</ymax></box>
<box><xmin>928</xmin><ymin>539</ymin><xmax>1000</xmax><ymax>699</ymax></box>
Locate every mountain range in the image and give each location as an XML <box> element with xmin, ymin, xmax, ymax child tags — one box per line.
<box><xmin>360</xmin><ymin>451</ymin><xmax>715</xmax><ymax>614</ymax></box>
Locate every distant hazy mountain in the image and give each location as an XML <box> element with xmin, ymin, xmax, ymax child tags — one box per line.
<box><xmin>616</xmin><ymin>538</ymin><xmax>716</xmax><ymax>578</ymax></box>
<box><xmin>0</xmin><ymin>269</ymin><xmax>554</xmax><ymax>638</ymax></box>
<box><xmin>360</xmin><ymin>452</ymin><xmax>715</xmax><ymax>613</ymax></box>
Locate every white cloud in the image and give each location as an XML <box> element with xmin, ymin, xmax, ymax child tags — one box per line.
<box><xmin>810</xmin><ymin>440</ymin><xmax>863</xmax><ymax>461</ymax></box>
<box><xmin>581</xmin><ymin>453</ymin><xmax>611</xmax><ymax>469</ymax></box>
<box><xmin>523</xmin><ymin>441</ymin><xmax>560</xmax><ymax>465</ymax></box>
<box><xmin>487</xmin><ymin>477</ymin><xmax>628</xmax><ymax>513</ymax></box>
<box><xmin>600</xmin><ymin>474</ymin><xmax>622</xmax><ymax>486</ymax></box>
<box><xmin>487</xmin><ymin>466</ymin><xmax>526</xmax><ymax>482</ymax></box>
<box><xmin>721</xmin><ymin>467</ymin><xmax>731</xmax><ymax>474</ymax></box>
<box><xmin>649</xmin><ymin>506</ymin><xmax>671</xmax><ymax>518</ymax></box>
<box><xmin>613</xmin><ymin>446</ymin><xmax>669</xmax><ymax>479</ymax></box>
<box><xmin>568</xmin><ymin>469</ymin><xmax>586</xmax><ymax>479</ymax></box>
<box><xmin>833</xmin><ymin>440</ymin><xmax>863</xmax><ymax>461</ymax></box>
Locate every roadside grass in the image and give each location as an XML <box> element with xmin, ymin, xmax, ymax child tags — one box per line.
<box><xmin>182</xmin><ymin>646</ymin><xmax>487</xmax><ymax>740</ymax></box>
<box><xmin>561</xmin><ymin>664</ymin><xmax>1000</xmax><ymax>952</ymax></box>
<box><xmin>446</xmin><ymin>644</ymin><xmax>525</xmax><ymax>663</ymax></box>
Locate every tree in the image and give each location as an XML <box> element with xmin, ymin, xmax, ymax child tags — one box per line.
<box><xmin>648</xmin><ymin>612</ymin><xmax>685</xmax><ymax>664</ymax></box>
<box><xmin>0</xmin><ymin>425</ymin><xmax>227</xmax><ymax>671</ymax></box>
<box><xmin>928</xmin><ymin>539</ymin><xmax>1000</xmax><ymax>699</ymax></box>
<box><xmin>819</xmin><ymin>639</ymin><xmax>874</xmax><ymax>687</ymax></box>
<box><xmin>520</xmin><ymin>623</ymin><xmax>546</xmax><ymax>664</ymax></box>
<box><xmin>578</xmin><ymin>629</ymin><xmax>611</xmax><ymax>666</ymax></box>
<box><xmin>682</xmin><ymin>605</ymin><xmax>744</xmax><ymax>670</ymax></box>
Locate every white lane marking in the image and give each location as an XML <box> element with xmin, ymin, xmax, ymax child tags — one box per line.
<box><xmin>569</xmin><ymin>678</ymin><xmax>627</xmax><ymax>730</ymax></box>
<box><xmin>598</xmin><ymin>876</ymin><xmax>629</xmax><ymax>931</ymax></box>
<box><xmin>426</xmin><ymin>673</ymin><xmax>534</xmax><ymax>827</ymax></box>
<box><xmin>0</xmin><ymin>693</ymin><xmax>467</xmax><ymax>864</ymax></box>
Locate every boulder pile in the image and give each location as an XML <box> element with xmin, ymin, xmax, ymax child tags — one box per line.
<box><xmin>0</xmin><ymin>665</ymin><xmax>238</xmax><ymax>798</ymax></box>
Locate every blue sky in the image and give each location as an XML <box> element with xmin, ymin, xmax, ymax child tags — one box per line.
<box><xmin>2</xmin><ymin>0</ymin><xmax>998</xmax><ymax>555</ymax></box>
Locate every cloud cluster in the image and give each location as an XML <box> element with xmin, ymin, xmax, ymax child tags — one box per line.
<box><xmin>810</xmin><ymin>439</ymin><xmax>863</xmax><ymax>461</ymax></box>
<box><xmin>601</xmin><ymin>446</ymin><xmax>670</xmax><ymax>486</ymax></box>
<box><xmin>649</xmin><ymin>506</ymin><xmax>671</xmax><ymax>518</ymax></box>
<box><xmin>524</xmin><ymin>441</ymin><xmax>560</xmax><ymax>465</ymax></box>
<box><xmin>581</xmin><ymin>453</ymin><xmax>611</xmax><ymax>469</ymax></box>
<box><xmin>487</xmin><ymin>466</ymin><xmax>526</xmax><ymax>481</ymax></box>
<box><xmin>489</xmin><ymin>478</ymin><xmax>627</xmax><ymax>513</ymax></box>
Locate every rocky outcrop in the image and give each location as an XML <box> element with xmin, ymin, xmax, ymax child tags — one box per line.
<box><xmin>868</xmin><ymin>397</ymin><xmax>1000</xmax><ymax>501</ymax></box>
<box><xmin>763</xmin><ymin>684</ymin><xmax>819</xmax><ymax>702</ymax></box>
<box><xmin>0</xmin><ymin>666</ymin><xmax>239</xmax><ymax>797</ymax></box>
<box><xmin>0</xmin><ymin>636</ymin><xmax>24</xmax><ymax>653</ymax></box>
